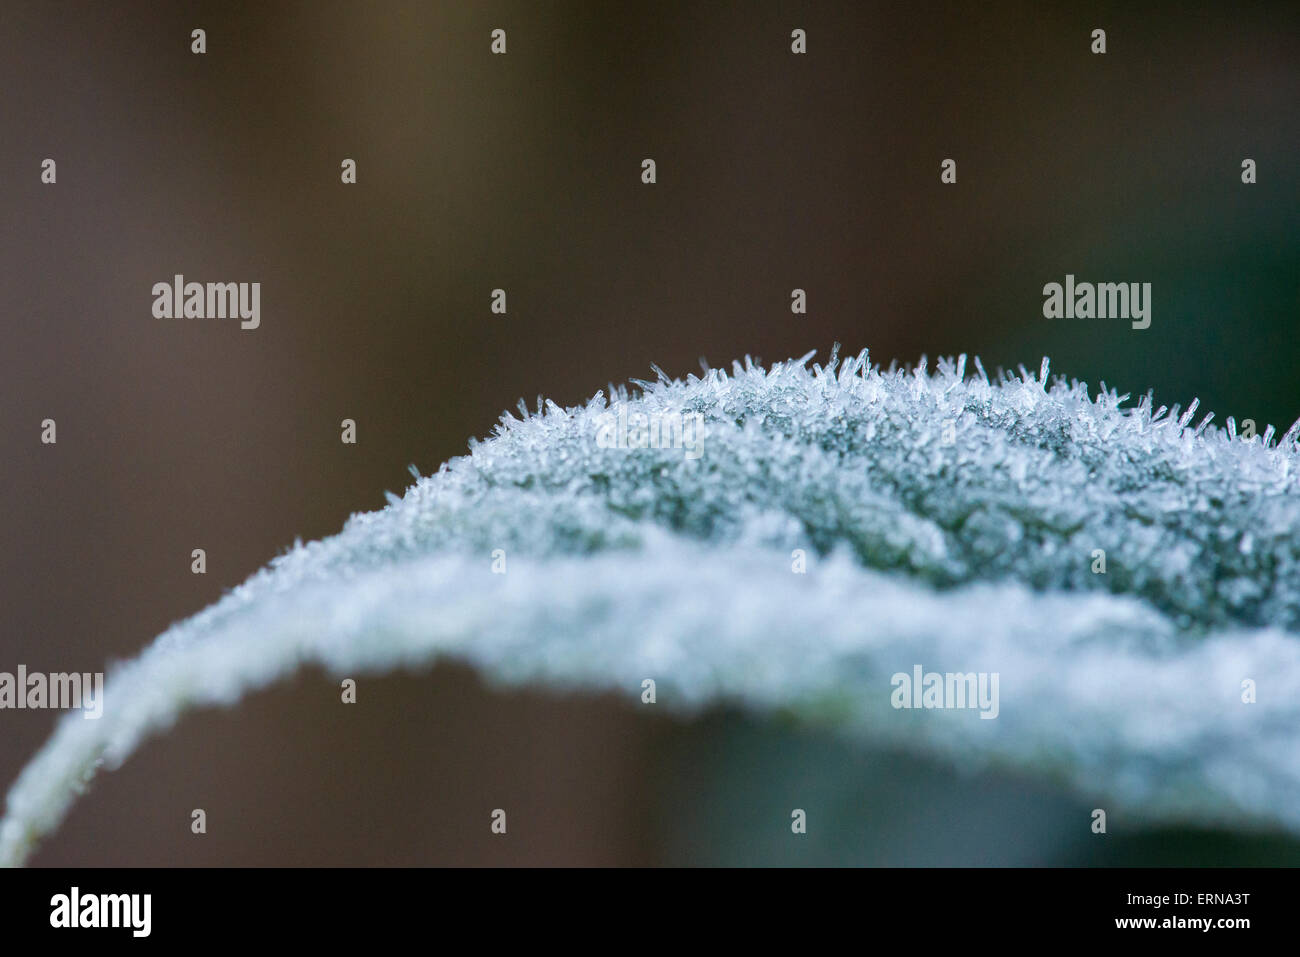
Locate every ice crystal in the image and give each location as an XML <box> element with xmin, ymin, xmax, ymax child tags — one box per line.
<box><xmin>3</xmin><ymin>346</ymin><xmax>1299</xmax><ymax>865</ymax></box>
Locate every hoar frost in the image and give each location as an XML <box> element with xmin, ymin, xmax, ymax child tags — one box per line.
<box><xmin>3</xmin><ymin>346</ymin><xmax>1300</xmax><ymax>865</ymax></box>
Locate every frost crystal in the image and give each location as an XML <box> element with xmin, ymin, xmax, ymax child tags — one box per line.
<box><xmin>3</xmin><ymin>346</ymin><xmax>1300</xmax><ymax>865</ymax></box>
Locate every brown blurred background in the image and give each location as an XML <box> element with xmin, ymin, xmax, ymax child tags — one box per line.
<box><xmin>1</xmin><ymin>1</ymin><xmax>1297</xmax><ymax>864</ymax></box>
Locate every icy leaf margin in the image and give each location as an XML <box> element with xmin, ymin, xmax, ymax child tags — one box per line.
<box><xmin>3</xmin><ymin>346</ymin><xmax>1300</xmax><ymax>865</ymax></box>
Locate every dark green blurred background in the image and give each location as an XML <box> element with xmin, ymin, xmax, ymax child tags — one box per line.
<box><xmin>1</xmin><ymin>1</ymin><xmax>1296</xmax><ymax>864</ymax></box>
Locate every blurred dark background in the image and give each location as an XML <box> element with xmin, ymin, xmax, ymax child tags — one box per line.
<box><xmin>1</xmin><ymin>0</ymin><xmax>1297</xmax><ymax>864</ymax></box>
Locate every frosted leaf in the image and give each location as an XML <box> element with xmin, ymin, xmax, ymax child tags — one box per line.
<box><xmin>3</xmin><ymin>347</ymin><xmax>1300</xmax><ymax>865</ymax></box>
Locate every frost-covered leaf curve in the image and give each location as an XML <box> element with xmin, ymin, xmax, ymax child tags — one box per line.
<box><xmin>3</xmin><ymin>346</ymin><xmax>1299</xmax><ymax>865</ymax></box>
